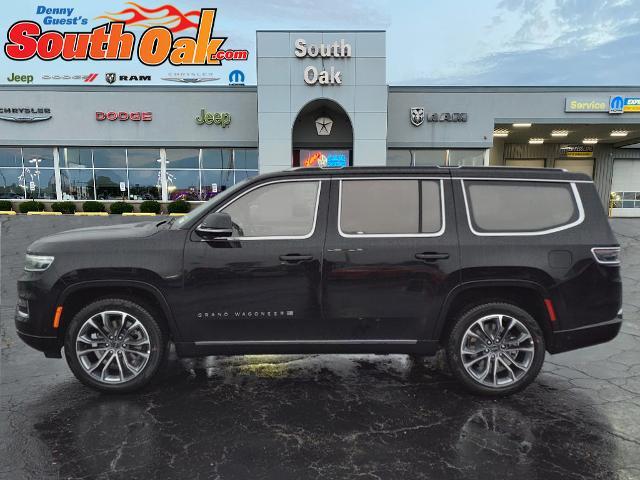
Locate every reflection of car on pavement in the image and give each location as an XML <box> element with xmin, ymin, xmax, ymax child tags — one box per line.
<box><xmin>15</xmin><ymin>166</ymin><xmax>622</xmax><ymax>396</ymax></box>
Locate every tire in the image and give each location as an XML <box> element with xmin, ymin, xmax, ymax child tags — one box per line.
<box><xmin>64</xmin><ymin>298</ymin><xmax>168</xmax><ymax>393</ymax></box>
<box><xmin>445</xmin><ymin>302</ymin><xmax>545</xmax><ymax>396</ymax></box>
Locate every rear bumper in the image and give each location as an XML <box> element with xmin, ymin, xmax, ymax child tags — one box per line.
<box><xmin>549</xmin><ymin>313</ymin><xmax>623</xmax><ymax>354</ymax></box>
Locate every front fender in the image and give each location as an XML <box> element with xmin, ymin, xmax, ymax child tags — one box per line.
<box><xmin>57</xmin><ymin>277</ymin><xmax>181</xmax><ymax>340</ymax></box>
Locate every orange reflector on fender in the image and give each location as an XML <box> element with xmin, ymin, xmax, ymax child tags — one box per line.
<box><xmin>544</xmin><ymin>299</ymin><xmax>557</xmax><ymax>322</ymax></box>
<box><xmin>53</xmin><ymin>306</ymin><xmax>63</xmax><ymax>329</ymax></box>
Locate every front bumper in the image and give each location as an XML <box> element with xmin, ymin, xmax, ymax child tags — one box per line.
<box><xmin>549</xmin><ymin>312</ymin><xmax>623</xmax><ymax>354</ymax></box>
<box><xmin>15</xmin><ymin>270</ymin><xmax>64</xmax><ymax>356</ymax></box>
<box><xmin>15</xmin><ymin>329</ymin><xmax>61</xmax><ymax>357</ymax></box>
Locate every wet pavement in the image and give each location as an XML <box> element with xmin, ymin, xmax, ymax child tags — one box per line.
<box><xmin>1</xmin><ymin>216</ymin><xmax>639</xmax><ymax>480</ymax></box>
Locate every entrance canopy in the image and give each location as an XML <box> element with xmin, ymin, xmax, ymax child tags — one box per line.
<box><xmin>292</xmin><ymin>98</ymin><xmax>353</xmax><ymax>167</ymax></box>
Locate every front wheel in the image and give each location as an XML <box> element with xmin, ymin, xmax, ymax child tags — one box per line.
<box><xmin>446</xmin><ymin>302</ymin><xmax>545</xmax><ymax>396</ymax></box>
<box><xmin>64</xmin><ymin>298</ymin><xmax>168</xmax><ymax>393</ymax></box>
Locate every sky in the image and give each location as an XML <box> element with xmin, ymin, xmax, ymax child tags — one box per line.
<box><xmin>1</xmin><ymin>0</ymin><xmax>639</xmax><ymax>85</ymax></box>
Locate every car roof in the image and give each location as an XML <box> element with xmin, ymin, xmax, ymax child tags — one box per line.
<box><xmin>258</xmin><ymin>166</ymin><xmax>592</xmax><ymax>182</ymax></box>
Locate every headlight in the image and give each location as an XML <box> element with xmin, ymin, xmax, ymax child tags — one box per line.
<box><xmin>24</xmin><ymin>254</ymin><xmax>55</xmax><ymax>272</ymax></box>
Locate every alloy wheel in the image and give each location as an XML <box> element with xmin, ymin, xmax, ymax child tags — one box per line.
<box><xmin>75</xmin><ymin>310</ymin><xmax>151</xmax><ymax>384</ymax></box>
<box><xmin>460</xmin><ymin>314</ymin><xmax>535</xmax><ymax>388</ymax></box>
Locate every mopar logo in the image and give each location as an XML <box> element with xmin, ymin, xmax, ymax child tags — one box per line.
<box><xmin>229</xmin><ymin>70</ymin><xmax>245</xmax><ymax>85</ymax></box>
<box><xmin>610</xmin><ymin>96</ymin><xmax>624</xmax><ymax>114</ymax></box>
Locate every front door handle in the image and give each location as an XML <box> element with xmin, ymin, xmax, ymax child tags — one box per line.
<box><xmin>279</xmin><ymin>254</ymin><xmax>314</xmax><ymax>264</ymax></box>
<box><xmin>415</xmin><ymin>252</ymin><xmax>450</xmax><ymax>261</ymax></box>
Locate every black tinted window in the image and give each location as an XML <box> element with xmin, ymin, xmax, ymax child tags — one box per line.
<box><xmin>221</xmin><ymin>181</ymin><xmax>320</xmax><ymax>237</ymax></box>
<box><xmin>465</xmin><ymin>181</ymin><xmax>579</xmax><ymax>233</ymax></box>
<box><xmin>340</xmin><ymin>180</ymin><xmax>442</xmax><ymax>235</ymax></box>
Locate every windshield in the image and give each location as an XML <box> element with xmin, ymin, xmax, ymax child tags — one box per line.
<box><xmin>172</xmin><ymin>179</ymin><xmax>249</xmax><ymax>229</ymax></box>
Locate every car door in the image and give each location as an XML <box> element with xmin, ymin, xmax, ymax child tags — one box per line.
<box><xmin>322</xmin><ymin>174</ymin><xmax>460</xmax><ymax>343</ymax></box>
<box><xmin>179</xmin><ymin>178</ymin><xmax>329</xmax><ymax>343</ymax></box>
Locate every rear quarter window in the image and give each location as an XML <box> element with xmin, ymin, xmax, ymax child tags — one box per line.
<box><xmin>464</xmin><ymin>180</ymin><xmax>582</xmax><ymax>234</ymax></box>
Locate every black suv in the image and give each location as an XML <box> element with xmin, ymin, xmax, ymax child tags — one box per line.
<box><xmin>15</xmin><ymin>167</ymin><xmax>622</xmax><ymax>395</ymax></box>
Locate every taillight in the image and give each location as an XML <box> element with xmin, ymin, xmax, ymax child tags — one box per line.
<box><xmin>591</xmin><ymin>247</ymin><xmax>621</xmax><ymax>265</ymax></box>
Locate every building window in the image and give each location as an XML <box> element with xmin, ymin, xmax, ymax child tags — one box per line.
<box><xmin>21</xmin><ymin>148</ymin><xmax>56</xmax><ymax>199</ymax></box>
<box><xmin>387</xmin><ymin>149</ymin><xmax>487</xmax><ymax>167</ymax></box>
<box><xmin>0</xmin><ymin>147</ymin><xmax>56</xmax><ymax>199</ymax></box>
<box><xmin>414</xmin><ymin>150</ymin><xmax>447</xmax><ymax>166</ymax></box>
<box><xmin>449</xmin><ymin>150</ymin><xmax>485</xmax><ymax>166</ymax></box>
<box><xmin>0</xmin><ymin>147</ymin><xmax>26</xmax><ymax>199</ymax></box>
<box><xmin>387</xmin><ymin>149</ymin><xmax>412</xmax><ymax>167</ymax></box>
<box><xmin>127</xmin><ymin>149</ymin><xmax>161</xmax><ymax>200</ymax></box>
<box><xmin>610</xmin><ymin>192</ymin><xmax>640</xmax><ymax>209</ymax></box>
<box><xmin>60</xmin><ymin>168</ymin><xmax>93</xmax><ymax>200</ymax></box>
<box><xmin>3</xmin><ymin>146</ymin><xmax>258</xmax><ymax>202</ymax></box>
<box><xmin>95</xmin><ymin>169</ymin><xmax>127</xmax><ymax>200</ymax></box>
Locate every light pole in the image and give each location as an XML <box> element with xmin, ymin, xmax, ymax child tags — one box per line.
<box><xmin>29</xmin><ymin>158</ymin><xmax>42</xmax><ymax>199</ymax></box>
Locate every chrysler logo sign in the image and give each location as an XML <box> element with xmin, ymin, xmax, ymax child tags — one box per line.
<box><xmin>0</xmin><ymin>107</ymin><xmax>52</xmax><ymax>123</ymax></box>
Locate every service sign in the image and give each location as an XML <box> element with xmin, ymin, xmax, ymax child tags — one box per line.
<box><xmin>1</xmin><ymin>1</ymin><xmax>251</xmax><ymax>85</ymax></box>
<box><xmin>560</xmin><ymin>145</ymin><xmax>594</xmax><ymax>158</ymax></box>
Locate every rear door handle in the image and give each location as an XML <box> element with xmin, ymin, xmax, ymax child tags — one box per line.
<box><xmin>415</xmin><ymin>252</ymin><xmax>450</xmax><ymax>261</ymax></box>
<box><xmin>279</xmin><ymin>254</ymin><xmax>314</xmax><ymax>263</ymax></box>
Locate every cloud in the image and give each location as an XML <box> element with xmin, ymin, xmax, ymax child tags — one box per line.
<box><xmin>399</xmin><ymin>0</ymin><xmax>640</xmax><ymax>85</ymax></box>
<box><xmin>402</xmin><ymin>29</ymin><xmax>640</xmax><ymax>85</ymax></box>
<box><xmin>222</xmin><ymin>0</ymin><xmax>390</xmax><ymax>28</ymax></box>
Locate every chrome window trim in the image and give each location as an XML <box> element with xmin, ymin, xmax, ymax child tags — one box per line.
<box><xmin>215</xmin><ymin>178</ymin><xmax>323</xmax><ymax>241</ymax></box>
<box><xmin>337</xmin><ymin>178</ymin><xmax>446</xmax><ymax>238</ymax></box>
<box><xmin>455</xmin><ymin>177</ymin><xmax>593</xmax><ymax>184</ymax></box>
<box><xmin>461</xmin><ymin>179</ymin><xmax>585</xmax><ymax>237</ymax></box>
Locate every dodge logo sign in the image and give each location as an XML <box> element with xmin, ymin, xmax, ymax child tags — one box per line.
<box><xmin>410</xmin><ymin>107</ymin><xmax>424</xmax><ymax>127</ymax></box>
<box><xmin>96</xmin><ymin>111</ymin><xmax>152</xmax><ymax>121</ymax></box>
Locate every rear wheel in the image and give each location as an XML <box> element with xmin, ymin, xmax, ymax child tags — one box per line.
<box><xmin>64</xmin><ymin>298</ymin><xmax>168</xmax><ymax>393</ymax></box>
<box><xmin>446</xmin><ymin>302</ymin><xmax>545</xmax><ymax>396</ymax></box>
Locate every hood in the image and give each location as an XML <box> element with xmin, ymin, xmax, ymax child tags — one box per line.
<box><xmin>27</xmin><ymin>221</ymin><xmax>160</xmax><ymax>254</ymax></box>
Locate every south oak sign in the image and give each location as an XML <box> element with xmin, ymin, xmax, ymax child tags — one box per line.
<box><xmin>295</xmin><ymin>39</ymin><xmax>351</xmax><ymax>85</ymax></box>
<box><xmin>3</xmin><ymin>8</ymin><xmax>249</xmax><ymax>66</ymax></box>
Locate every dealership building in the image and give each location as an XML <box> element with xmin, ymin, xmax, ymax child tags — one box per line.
<box><xmin>2</xmin><ymin>30</ymin><xmax>640</xmax><ymax>215</ymax></box>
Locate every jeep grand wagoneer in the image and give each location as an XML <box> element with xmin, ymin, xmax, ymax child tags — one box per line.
<box><xmin>16</xmin><ymin>167</ymin><xmax>622</xmax><ymax>395</ymax></box>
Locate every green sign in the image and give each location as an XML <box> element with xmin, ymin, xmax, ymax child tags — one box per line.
<box><xmin>196</xmin><ymin>109</ymin><xmax>231</xmax><ymax>127</ymax></box>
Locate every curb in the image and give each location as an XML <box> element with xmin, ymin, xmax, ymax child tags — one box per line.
<box><xmin>0</xmin><ymin>211</ymin><xmax>16</xmax><ymax>215</ymax></box>
<box><xmin>169</xmin><ymin>213</ymin><xmax>187</xmax><ymax>216</ymax></box>
<box><xmin>74</xmin><ymin>212</ymin><xmax>109</xmax><ymax>216</ymax></box>
<box><xmin>27</xmin><ymin>211</ymin><xmax>63</xmax><ymax>216</ymax></box>
<box><xmin>122</xmin><ymin>212</ymin><xmax>157</xmax><ymax>216</ymax></box>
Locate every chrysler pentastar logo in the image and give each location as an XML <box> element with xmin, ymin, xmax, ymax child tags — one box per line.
<box><xmin>0</xmin><ymin>107</ymin><xmax>52</xmax><ymax>122</ymax></box>
<box><xmin>410</xmin><ymin>107</ymin><xmax>424</xmax><ymax>126</ymax></box>
<box><xmin>315</xmin><ymin>116</ymin><xmax>333</xmax><ymax>135</ymax></box>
